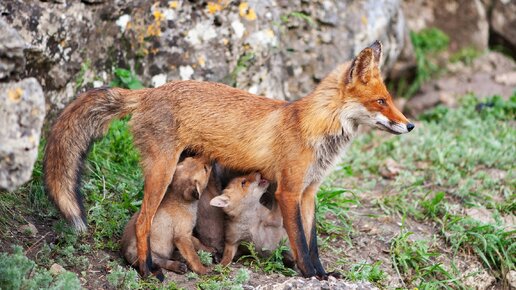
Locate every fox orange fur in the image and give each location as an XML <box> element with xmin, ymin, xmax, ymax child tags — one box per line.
<box><xmin>44</xmin><ymin>41</ymin><xmax>413</xmax><ymax>279</ymax></box>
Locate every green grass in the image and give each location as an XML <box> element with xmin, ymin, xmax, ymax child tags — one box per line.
<box><xmin>196</xmin><ymin>266</ymin><xmax>250</xmax><ymax>290</ymax></box>
<box><xmin>342</xmin><ymin>261</ymin><xmax>386</xmax><ymax>283</ymax></box>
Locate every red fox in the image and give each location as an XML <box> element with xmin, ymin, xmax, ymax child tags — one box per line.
<box><xmin>43</xmin><ymin>40</ymin><xmax>413</xmax><ymax>279</ymax></box>
<box><xmin>209</xmin><ymin>172</ymin><xmax>293</xmax><ymax>266</ymax></box>
<box><xmin>121</xmin><ymin>156</ymin><xmax>213</xmax><ymax>277</ymax></box>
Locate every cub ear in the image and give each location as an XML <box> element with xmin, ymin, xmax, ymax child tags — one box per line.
<box><xmin>210</xmin><ymin>195</ymin><xmax>230</xmax><ymax>208</ymax></box>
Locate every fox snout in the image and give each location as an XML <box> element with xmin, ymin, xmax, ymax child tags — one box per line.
<box><xmin>374</xmin><ymin>113</ymin><xmax>415</xmax><ymax>135</ymax></box>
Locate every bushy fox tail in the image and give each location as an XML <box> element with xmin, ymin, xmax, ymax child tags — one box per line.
<box><xmin>43</xmin><ymin>87</ymin><xmax>141</xmax><ymax>232</ymax></box>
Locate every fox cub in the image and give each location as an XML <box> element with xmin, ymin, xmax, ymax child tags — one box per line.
<box><xmin>121</xmin><ymin>156</ymin><xmax>213</xmax><ymax>274</ymax></box>
<box><xmin>210</xmin><ymin>172</ymin><xmax>292</xmax><ymax>266</ymax></box>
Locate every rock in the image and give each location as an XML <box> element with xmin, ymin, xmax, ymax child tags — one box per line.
<box><xmin>0</xmin><ymin>0</ymin><xmax>407</xmax><ymax>119</ymax></box>
<box><xmin>405</xmin><ymin>51</ymin><xmax>516</xmax><ymax>116</ymax></box>
<box><xmin>462</xmin><ymin>266</ymin><xmax>495</xmax><ymax>290</ymax></box>
<box><xmin>465</xmin><ymin>207</ymin><xmax>494</xmax><ymax>225</ymax></box>
<box><xmin>49</xmin><ymin>263</ymin><xmax>66</xmax><ymax>275</ymax></box>
<box><xmin>0</xmin><ymin>78</ymin><xmax>45</xmax><ymax>191</ymax></box>
<box><xmin>255</xmin><ymin>277</ymin><xmax>378</xmax><ymax>290</ymax></box>
<box><xmin>490</xmin><ymin>0</ymin><xmax>516</xmax><ymax>51</ymax></box>
<box><xmin>0</xmin><ymin>19</ymin><xmax>26</xmax><ymax>79</ymax></box>
<box><xmin>402</xmin><ymin>0</ymin><xmax>489</xmax><ymax>52</ymax></box>
<box><xmin>20</xmin><ymin>223</ymin><xmax>38</xmax><ymax>237</ymax></box>
<box><xmin>506</xmin><ymin>270</ymin><xmax>516</xmax><ymax>289</ymax></box>
<box><xmin>379</xmin><ymin>158</ymin><xmax>403</xmax><ymax>180</ymax></box>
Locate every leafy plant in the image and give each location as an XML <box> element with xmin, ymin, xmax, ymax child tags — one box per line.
<box><xmin>197</xmin><ymin>266</ymin><xmax>250</xmax><ymax>290</ymax></box>
<box><xmin>342</xmin><ymin>261</ymin><xmax>386</xmax><ymax>283</ymax></box>
<box><xmin>222</xmin><ymin>52</ymin><xmax>255</xmax><ymax>87</ymax></box>
<box><xmin>316</xmin><ymin>187</ymin><xmax>358</xmax><ymax>238</ymax></box>
<box><xmin>238</xmin><ymin>241</ymin><xmax>297</xmax><ymax>276</ymax></box>
<box><xmin>110</xmin><ymin>68</ymin><xmax>144</xmax><ymax>89</ymax></box>
<box><xmin>450</xmin><ymin>47</ymin><xmax>482</xmax><ymax>65</ymax></box>
<box><xmin>0</xmin><ymin>246</ymin><xmax>81</xmax><ymax>290</ymax></box>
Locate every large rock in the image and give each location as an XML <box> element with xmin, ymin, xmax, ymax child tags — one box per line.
<box><xmin>490</xmin><ymin>0</ymin><xmax>516</xmax><ymax>51</ymax></box>
<box><xmin>402</xmin><ymin>0</ymin><xmax>489</xmax><ymax>52</ymax></box>
<box><xmin>0</xmin><ymin>78</ymin><xmax>45</xmax><ymax>191</ymax></box>
<box><xmin>1</xmin><ymin>0</ymin><xmax>406</xmax><ymax>112</ymax></box>
<box><xmin>0</xmin><ymin>19</ymin><xmax>26</xmax><ymax>79</ymax></box>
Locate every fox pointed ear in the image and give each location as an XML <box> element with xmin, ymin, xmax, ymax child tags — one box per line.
<box><xmin>210</xmin><ymin>195</ymin><xmax>230</xmax><ymax>208</ymax></box>
<box><xmin>369</xmin><ymin>40</ymin><xmax>383</xmax><ymax>64</ymax></box>
<box><xmin>347</xmin><ymin>47</ymin><xmax>375</xmax><ymax>84</ymax></box>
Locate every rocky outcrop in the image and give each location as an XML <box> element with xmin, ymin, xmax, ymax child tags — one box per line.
<box><xmin>0</xmin><ymin>19</ymin><xmax>26</xmax><ymax>79</ymax></box>
<box><xmin>0</xmin><ymin>0</ymin><xmax>406</xmax><ymax>115</ymax></box>
<box><xmin>402</xmin><ymin>0</ymin><xmax>489</xmax><ymax>52</ymax></box>
<box><xmin>490</xmin><ymin>0</ymin><xmax>516</xmax><ymax>51</ymax></box>
<box><xmin>0</xmin><ymin>78</ymin><xmax>45</xmax><ymax>191</ymax></box>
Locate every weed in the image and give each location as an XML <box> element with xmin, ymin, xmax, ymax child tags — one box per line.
<box><xmin>280</xmin><ymin>11</ymin><xmax>315</xmax><ymax>27</ymax></box>
<box><xmin>198</xmin><ymin>250</ymin><xmax>213</xmax><ymax>266</ymax></box>
<box><xmin>197</xmin><ymin>267</ymin><xmax>250</xmax><ymax>290</ymax></box>
<box><xmin>450</xmin><ymin>47</ymin><xmax>483</xmax><ymax>65</ymax></box>
<box><xmin>442</xmin><ymin>215</ymin><xmax>515</xmax><ymax>276</ymax></box>
<box><xmin>421</xmin><ymin>191</ymin><xmax>446</xmax><ymax>219</ymax></box>
<box><xmin>222</xmin><ymin>52</ymin><xmax>255</xmax><ymax>87</ymax></box>
<box><xmin>316</xmin><ymin>187</ymin><xmax>358</xmax><ymax>238</ymax></box>
<box><xmin>110</xmin><ymin>68</ymin><xmax>144</xmax><ymax>89</ymax></box>
<box><xmin>238</xmin><ymin>241</ymin><xmax>297</xmax><ymax>277</ymax></box>
<box><xmin>396</xmin><ymin>28</ymin><xmax>449</xmax><ymax>98</ymax></box>
<box><xmin>342</xmin><ymin>261</ymin><xmax>386</xmax><ymax>283</ymax></box>
<box><xmin>0</xmin><ymin>246</ymin><xmax>81</xmax><ymax>290</ymax></box>
<box><xmin>390</xmin><ymin>230</ymin><xmax>461</xmax><ymax>288</ymax></box>
<box><xmin>106</xmin><ymin>263</ymin><xmax>140</xmax><ymax>289</ymax></box>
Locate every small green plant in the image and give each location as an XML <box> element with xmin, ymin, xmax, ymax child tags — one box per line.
<box><xmin>0</xmin><ymin>246</ymin><xmax>81</xmax><ymax>290</ymax></box>
<box><xmin>442</xmin><ymin>215</ymin><xmax>515</xmax><ymax>275</ymax></box>
<box><xmin>75</xmin><ymin>60</ymin><xmax>92</xmax><ymax>91</ymax></box>
<box><xmin>342</xmin><ymin>261</ymin><xmax>386</xmax><ymax>283</ymax></box>
<box><xmin>238</xmin><ymin>241</ymin><xmax>297</xmax><ymax>276</ymax></box>
<box><xmin>110</xmin><ymin>68</ymin><xmax>144</xmax><ymax>89</ymax></box>
<box><xmin>450</xmin><ymin>47</ymin><xmax>482</xmax><ymax>65</ymax></box>
<box><xmin>421</xmin><ymin>191</ymin><xmax>446</xmax><ymax>219</ymax></box>
<box><xmin>198</xmin><ymin>250</ymin><xmax>213</xmax><ymax>266</ymax></box>
<box><xmin>280</xmin><ymin>11</ymin><xmax>315</xmax><ymax>27</ymax></box>
<box><xmin>106</xmin><ymin>263</ymin><xmax>140</xmax><ymax>289</ymax></box>
<box><xmin>316</xmin><ymin>187</ymin><xmax>358</xmax><ymax>238</ymax></box>
<box><xmin>390</xmin><ymin>231</ymin><xmax>460</xmax><ymax>288</ymax></box>
<box><xmin>197</xmin><ymin>267</ymin><xmax>250</xmax><ymax>290</ymax></box>
<box><xmin>399</xmin><ymin>28</ymin><xmax>449</xmax><ymax>98</ymax></box>
<box><xmin>222</xmin><ymin>52</ymin><xmax>255</xmax><ymax>87</ymax></box>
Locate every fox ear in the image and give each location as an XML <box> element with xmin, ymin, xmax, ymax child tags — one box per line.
<box><xmin>347</xmin><ymin>47</ymin><xmax>375</xmax><ymax>84</ymax></box>
<box><xmin>369</xmin><ymin>40</ymin><xmax>383</xmax><ymax>65</ymax></box>
<box><xmin>210</xmin><ymin>195</ymin><xmax>230</xmax><ymax>207</ymax></box>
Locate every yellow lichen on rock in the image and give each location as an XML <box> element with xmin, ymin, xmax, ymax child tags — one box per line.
<box><xmin>7</xmin><ymin>88</ymin><xmax>23</xmax><ymax>102</ymax></box>
<box><xmin>239</xmin><ymin>2</ymin><xmax>257</xmax><ymax>21</ymax></box>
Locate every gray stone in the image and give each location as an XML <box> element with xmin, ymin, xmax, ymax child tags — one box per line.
<box><xmin>255</xmin><ymin>277</ymin><xmax>378</xmax><ymax>290</ymax></box>
<box><xmin>0</xmin><ymin>78</ymin><xmax>45</xmax><ymax>191</ymax></box>
<box><xmin>491</xmin><ymin>0</ymin><xmax>516</xmax><ymax>50</ymax></box>
<box><xmin>0</xmin><ymin>19</ymin><xmax>26</xmax><ymax>79</ymax></box>
<box><xmin>402</xmin><ymin>0</ymin><xmax>489</xmax><ymax>52</ymax></box>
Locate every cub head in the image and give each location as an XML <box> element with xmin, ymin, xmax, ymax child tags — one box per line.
<box><xmin>173</xmin><ymin>156</ymin><xmax>212</xmax><ymax>202</ymax></box>
<box><xmin>337</xmin><ymin>40</ymin><xmax>414</xmax><ymax>134</ymax></box>
<box><xmin>209</xmin><ymin>172</ymin><xmax>269</xmax><ymax>215</ymax></box>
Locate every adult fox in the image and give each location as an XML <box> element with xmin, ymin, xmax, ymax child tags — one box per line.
<box><xmin>44</xmin><ymin>41</ymin><xmax>414</xmax><ymax>279</ymax></box>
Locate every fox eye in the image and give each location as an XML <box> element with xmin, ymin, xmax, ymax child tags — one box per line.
<box><xmin>204</xmin><ymin>165</ymin><xmax>210</xmax><ymax>173</ymax></box>
<box><xmin>377</xmin><ymin>99</ymin><xmax>386</xmax><ymax>105</ymax></box>
<box><xmin>241</xmin><ymin>179</ymin><xmax>247</xmax><ymax>187</ymax></box>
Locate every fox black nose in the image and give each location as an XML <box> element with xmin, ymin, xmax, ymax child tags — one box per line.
<box><xmin>407</xmin><ymin>123</ymin><xmax>415</xmax><ymax>132</ymax></box>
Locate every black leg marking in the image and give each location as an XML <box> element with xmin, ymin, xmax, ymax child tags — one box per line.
<box><xmin>294</xmin><ymin>205</ymin><xmax>316</xmax><ymax>277</ymax></box>
<box><xmin>145</xmin><ymin>236</ymin><xmax>164</xmax><ymax>281</ymax></box>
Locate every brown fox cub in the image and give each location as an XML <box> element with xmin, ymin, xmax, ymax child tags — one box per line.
<box><xmin>44</xmin><ymin>40</ymin><xmax>414</xmax><ymax>278</ymax></box>
<box><xmin>121</xmin><ymin>156</ymin><xmax>213</xmax><ymax>275</ymax></box>
<box><xmin>210</xmin><ymin>172</ymin><xmax>292</xmax><ymax>266</ymax></box>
